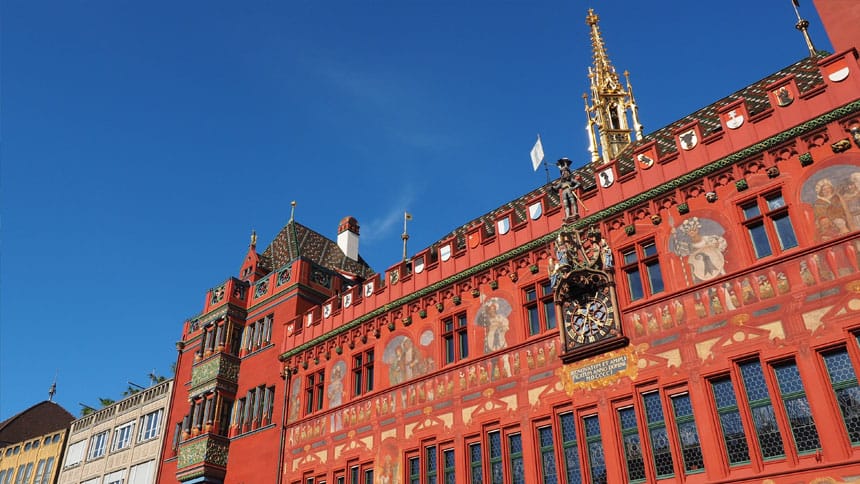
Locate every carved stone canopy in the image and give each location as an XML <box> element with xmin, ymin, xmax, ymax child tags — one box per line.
<box><xmin>549</xmin><ymin>224</ymin><xmax>612</xmax><ymax>294</ymax></box>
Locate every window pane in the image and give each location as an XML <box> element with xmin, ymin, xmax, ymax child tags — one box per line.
<box><xmin>489</xmin><ymin>431</ymin><xmax>502</xmax><ymax>484</ymax></box>
<box><xmin>469</xmin><ymin>443</ymin><xmax>483</xmax><ymax>484</ymax></box>
<box><xmin>626</xmin><ymin>269</ymin><xmax>644</xmax><ymax>301</ymax></box>
<box><xmin>543</xmin><ymin>301</ymin><xmax>557</xmax><ymax>330</ymax></box>
<box><xmin>538</xmin><ymin>426</ymin><xmax>558</xmax><ymax>484</ymax></box>
<box><xmin>584</xmin><ymin>415</ymin><xmax>607</xmax><ymax>484</ymax></box>
<box><xmin>508</xmin><ymin>434</ymin><xmax>524</xmax><ymax>484</ymax></box>
<box><xmin>711</xmin><ymin>378</ymin><xmax>750</xmax><ymax>465</ymax></box>
<box><xmin>443</xmin><ymin>449</ymin><xmax>456</xmax><ymax>484</ymax></box>
<box><xmin>559</xmin><ymin>413</ymin><xmax>582</xmax><ymax>484</ymax></box>
<box><xmin>670</xmin><ymin>394</ymin><xmax>704</xmax><ymax>473</ymax></box>
<box><xmin>747</xmin><ymin>223</ymin><xmax>773</xmax><ymax>258</ymax></box>
<box><xmin>353</xmin><ymin>371</ymin><xmax>362</xmax><ymax>396</ymax></box>
<box><xmin>739</xmin><ymin>361</ymin><xmax>784</xmax><ymax>459</ymax></box>
<box><xmin>645</xmin><ymin>261</ymin><xmax>664</xmax><ymax>294</ymax></box>
<box><xmin>458</xmin><ymin>331</ymin><xmax>469</xmax><ymax>359</ymax></box>
<box><xmin>742</xmin><ymin>203</ymin><xmax>761</xmax><ymax>220</ymax></box>
<box><xmin>773</xmin><ymin>361</ymin><xmax>820</xmax><ymax>453</ymax></box>
<box><xmin>528</xmin><ymin>306</ymin><xmax>541</xmax><ymax>336</ymax></box>
<box><xmin>642</xmin><ymin>243</ymin><xmax>658</xmax><ymax>257</ymax></box>
<box><xmin>525</xmin><ymin>288</ymin><xmax>537</xmax><ymax>302</ymax></box>
<box><xmin>427</xmin><ymin>445</ymin><xmax>438</xmax><ymax>484</ymax></box>
<box><xmin>623</xmin><ymin>251</ymin><xmax>637</xmax><ymax>265</ymax></box>
<box><xmin>765</xmin><ymin>194</ymin><xmax>785</xmax><ymax>210</ymax></box>
<box><xmin>823</xmin><ymin>349</ymin><xmax>860</xmax><ymax>444</ymax></box>
<box><xmin>773</xmin><ymin>213</ymin><xmax>798</xmax><ymax>250</ymax></box>
<box><xmin>642</xmin><ymin>393</ymin><xmax>674</xmax><ymax>477</ymax></box>
<box><xmin>409</xmin><ymin>457</ymin><xmax>420</xmax><ymax>484</ymax></box>
<box><xmin>618</xmin><ymin>407</ymin><xmax>646</xmax><ymax>482</ymax></box>
<box><xmin>540</xmin><ymin>281</ymin><xmax>553</xmax><ymax>297</ymax></box>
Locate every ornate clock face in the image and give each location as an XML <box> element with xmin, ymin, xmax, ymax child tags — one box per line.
<box><xmin>563</xmin><ymin>293</ymin><xmax>615</xmax><ymax>346</ymax></box>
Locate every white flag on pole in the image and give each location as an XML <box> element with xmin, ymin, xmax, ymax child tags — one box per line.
<box><xmin>530</xmin><ymin>135</ymin><xmax>544</xmax><ymax>171</ymax></box>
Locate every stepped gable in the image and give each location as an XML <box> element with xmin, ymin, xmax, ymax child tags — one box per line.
<box><xmin>607</xmin><ymin>54</ymin><xmax>826</xmax><ymax>178</ymax></box>
<box><xmin>0</xmin><ymin>401</ymin><xmax>74</xmax><ymax>446</ymax></box>
<box><xmin>260</xmin><ymin>221</ymin><xmax>374</xmax><ymax>279</ymax></box>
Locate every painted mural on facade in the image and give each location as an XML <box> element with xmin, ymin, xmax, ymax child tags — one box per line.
<box><xmin>669</xmin><ymin>216</ymin><xmax>728</xmax><ymax>283</ymax></box>
<box><xmin>383</xmin><ymin>334</ymin><xmax>435</xmax><ymax>385</ymax></box>
<box><xmin>801</xmin><ymin>163</ymin><xmax>860</xmax><ymax>241</ymax></box>
<box><xmin>627</xmin><ymin>239</ymin><xmax>859</xmax><ymax>337</ymax></box>
<box><xmin>475</xmin><ymin>295</ymin><xmax>513</xmax><ymax>353</ymax></box>
<box><xmin>287</xmin><ymin>376</ymin><xmax>302</xmax><ymax>424</ymax></box>
<box><xmin>328</xmin><ymin>360</ymin><xmax>346</xmax><ymax>431</ymax></box>
<box><xmin>377</xmin><ymin>438</ymin><xmax>402</xmax><ymax>484</ymax></box>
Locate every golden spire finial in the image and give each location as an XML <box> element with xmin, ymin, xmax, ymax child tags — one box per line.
<box><xmin>250</xmin><ymin>230</ymin><xmax>257</xmax><ymax>247</ymax></box>
<box><xmin>790</xmin><ymin>0</ymin><xmax>817</xmax><ymax>57</ymax></box>
<box><xmin>583</xmin><ymin>9</ymin><xmax>642</xmax><ymax>165</ymax></box>
<box><xmin>587</xmin><ymin>8</ymin><xmax>621</xmax><ymax>95</ymax></box>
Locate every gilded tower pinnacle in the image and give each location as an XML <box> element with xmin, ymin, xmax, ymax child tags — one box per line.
<box><xmin>584</xmin><ymin>9</ymin><xmax>643</xmax><ymax>165</ymax></box>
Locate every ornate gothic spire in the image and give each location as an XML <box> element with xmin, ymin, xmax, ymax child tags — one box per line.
<box><xmin>584</xmin><ymin>9</ymin><xmax>643</xmax><ymax>165</ymax></box>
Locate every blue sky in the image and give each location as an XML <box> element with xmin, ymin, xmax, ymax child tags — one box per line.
<box><xmin>1</xmin><ymin>1</ymin><xmax>831</xmax><ymax>418</ymax></box>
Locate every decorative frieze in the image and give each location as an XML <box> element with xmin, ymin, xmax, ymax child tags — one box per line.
<box><xmin>190</xmin><ymin>353</ymin><xmax>240</xmax><ymax>395</ymax></box>
<box><xmin>177</xmin><ymin>434</ymin><xmax>230</xmax><ymax>478</ymax></box>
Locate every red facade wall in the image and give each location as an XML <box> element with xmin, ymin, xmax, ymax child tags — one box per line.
<box><xmin>157</xmin><ymin>40</ymin><xmax>860</xmax><ymax>484</ymax></box>
<box><xmin>272</xmin><ymin>51</ymin><xmax>860</xmax><ymax>484</ymax></box>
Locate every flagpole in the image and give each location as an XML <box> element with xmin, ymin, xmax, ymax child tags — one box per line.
<box><xmin>402</xmin><ymin>212</ymin><xmax>411</xmax><ymax>261</ymax></box>
<box><xmin>544</xmin><ymin>160</ymin><xmax>550</xmax><ymax>185</ymax></box>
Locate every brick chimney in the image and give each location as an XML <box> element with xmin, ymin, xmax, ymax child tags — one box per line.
<box><xmin>337</xmin><ymin>216</ymin><xmax>360</xmax><ymax>261</ymax></box>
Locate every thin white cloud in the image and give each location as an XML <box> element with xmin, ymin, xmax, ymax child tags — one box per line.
<box><xmin>310</xmin><ymin>56</ymin><xmax>456</xmax><ymax>152</ymax></box>
<box><xmin>359</xmin><ymin>188</ymin><xmax>417</xmax><ymax>245</ymax></box>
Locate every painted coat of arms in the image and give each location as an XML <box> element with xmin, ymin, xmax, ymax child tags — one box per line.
<box><xmin>669</xmin><ymin>217</ymin><xmax>728</xmax><ymax>284</ymax></box>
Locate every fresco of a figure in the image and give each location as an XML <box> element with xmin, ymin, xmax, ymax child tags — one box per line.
<box><xmin>669</xmin><ymin>217</ymin><xmax>728</xmax><ymax>283</ymax></box>
<box><xmin>383</xmin><ymin>334</ymin><xmax>434</xmax><ymax>385</ymax></box>
<box><xmin>377</xmin><ymin>438</ymin><xmax>402</xmax><ymax>484</ymax></box>
<box><xmin>475</xmin><ymin>296</ymin><xmax>513</xmax><ymax>353</ymax></box>
<box><xmin>287</xmin><ymin>377</ymin><xmax>302</xmax><ymax>424</ymax></box>
<box><xmin>802</xmin><ymin>164</ymin><xmax>860</xmax><ymax>240</ymax></box>
<box><xmin>327</xmin><ymin>360</ymin><xmax>346</xmax><ymax>431</ymax></box>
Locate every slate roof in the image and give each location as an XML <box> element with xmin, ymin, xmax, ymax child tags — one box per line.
<box><xmin>260</xmin><ymin>221</ymin><xmax>375</xmax><ymax>279</ymax></box>
<box><xmin>0</xmin><ymin>401</ymin><xmax>74</xmax><ymax>446</ymax></box>
<box><xmin>611</xmin><ymin>54</ymin><xmax>827</xmax><ymax>179</ymax></box>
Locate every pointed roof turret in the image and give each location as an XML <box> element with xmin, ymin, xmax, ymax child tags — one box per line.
<box><xmin>584</xmin><ymin>9</ymin><xmax>643</xmax><ymax>165</ymax></box>
<box><xmin>239</xmin><ymin>229</ymin><xmax>264</xmax><ymax>282</ymax></box>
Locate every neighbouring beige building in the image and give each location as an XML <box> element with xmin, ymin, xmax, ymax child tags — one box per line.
<box><xmin>57</xmin><ymin>380</ymin><xmax>172</xmax><ymax>484</ymax></box>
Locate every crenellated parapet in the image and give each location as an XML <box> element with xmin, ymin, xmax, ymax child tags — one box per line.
<box><xmin>276</xmin><ymin>50</ymin><xmax>860</xmax><ymax>372</ymax></box>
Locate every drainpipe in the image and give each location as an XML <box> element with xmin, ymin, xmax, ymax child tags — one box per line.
<box><xmin>277</xmin><ymin>366</ymin><xmax>292</xmax><ymax>484</ymax></box>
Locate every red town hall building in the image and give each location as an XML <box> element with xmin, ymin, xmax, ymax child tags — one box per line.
<box><xmin>158</xmin><ymin>4</ymin><xmax>860</xmax><ymax>484</ymax></box>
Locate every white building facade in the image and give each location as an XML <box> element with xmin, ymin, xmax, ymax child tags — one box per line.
<box><xmin>57</xmin><ymin>380</ymin><xmax>172</xmax><ymax>484</ymax></box>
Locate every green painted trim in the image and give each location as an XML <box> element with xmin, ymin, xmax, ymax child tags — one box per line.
<box><xmin>278</xmin><ymin>99</ymin><xmax>860</xmax><ymax>361</ymax></box>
